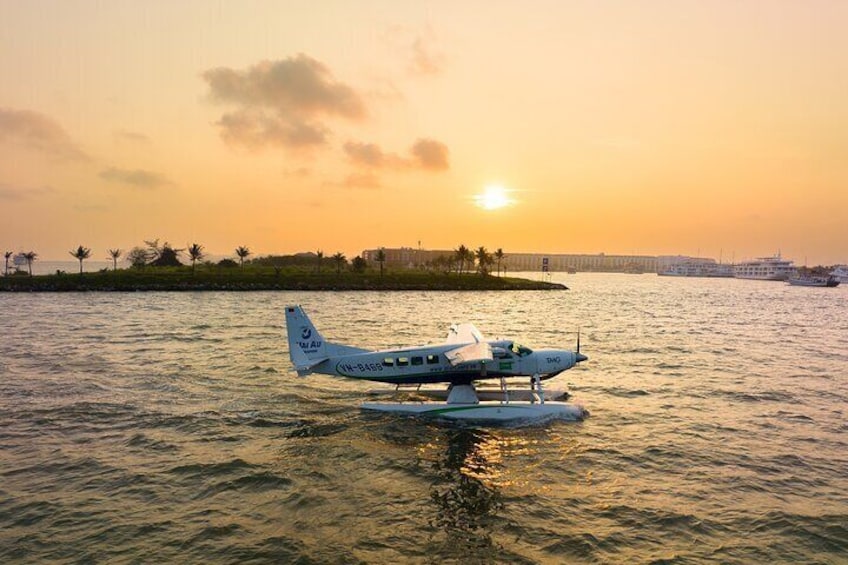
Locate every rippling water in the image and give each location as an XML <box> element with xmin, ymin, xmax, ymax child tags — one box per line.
<box><xmin>1</xmin><ymin>274</ymin><xmax>846</xmax><ymax>563</ymax></box>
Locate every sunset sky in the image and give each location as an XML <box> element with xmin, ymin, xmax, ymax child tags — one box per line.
<box><xmin>2</xmin><ymin>0</ymin><xmax>847</xmax><ymax>264</ymax></box>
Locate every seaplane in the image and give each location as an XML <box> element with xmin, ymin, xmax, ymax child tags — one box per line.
<box><xmin>285</xmin><ymin>305</ymin><xmax>589</xmax><ymax>424</ymax></box>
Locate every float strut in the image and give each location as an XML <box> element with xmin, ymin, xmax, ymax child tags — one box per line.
<box><xmin>532</xmin><ymin>373</ymin><xmax>544</xmax><ymax>404</ymax></box>
<box><xmin>500</xmin><ymin>376</ymin><xmax>509</xmax><ymax>404</ymax></box>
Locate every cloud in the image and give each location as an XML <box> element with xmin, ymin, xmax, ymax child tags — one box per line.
<box><xmin>383</xmin><ymin>25</ymin><xmax>446</xmax><ymax>77</ymax></box>
<box><xmin>217</xmin><ymin>109</ymin><xmax>328</xmax><ymax>149</ymax></box>
<box><xmin>0</xmin><ymin>108</ymin><xmax>89</xmax><ymax>161</ymax></box>
<box><xmin>0</xmin><ymin>182</ymin><xmax>55</xmax><ymax>200</ymax></box>
<box><xmin>410</xmin><ymin>138</ymin><xmax>449</xmax><ymax>170</ymax></box>
<box><xmin>343</xmin><ymin>141</ymin><xmax>384</xmax><ymax>167</ymax></box>
<box><xmin>342</xmin><ymin>172</ymin><xmax>381</xmax><ymax>189</ymax></box>
<box><xmin>409</xmin><ymin>35</ymin><xmax>445</xmax><ymax>76</ymax></box>
<box><xmin>283</xmin><ymin>166</ymin><xmax>312</xmax><ymax>178</ymax></box>
<box><xmin>99</xmin><ymin>167</ymin><xmax>171</xmax><ymax>189</ymax></box>
<box><xmin>343</xmin><ymin>141</ymin><xmax>391</xmax><ymax>168</ymax></box>
<box><xmin>343</xmin><ymin>138</ymin><xmax>449</xmax><ymax>172</ymax></box>
<box><xmin>113</xmin><ymin>129</ymin><xmax>150</xmax><ymax>144</ymax></box>
<box><xmin>203</xmin><ymin>54</ymin><xmax>365</xmax><ymax>150</ymax></box>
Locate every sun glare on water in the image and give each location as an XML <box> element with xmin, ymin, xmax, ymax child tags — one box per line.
<box><xmin>474</xmin><ymin>185</ymin><xmax>514</xmax><ymax>210</ymax></box>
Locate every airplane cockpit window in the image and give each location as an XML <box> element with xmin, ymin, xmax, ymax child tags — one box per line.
<box><xmin>510</xmin><ymin>343</ymin><xmax>533</xmax><ymax>357</ymax></box>
<box><xmin>492</xmin><ymin>347</ymin><xmax>512</xmax><ymax>359</ymax></box>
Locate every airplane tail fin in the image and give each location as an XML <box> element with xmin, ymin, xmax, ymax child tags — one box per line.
<box><xmin>285</xmin><ymin>305</ymin><xmax>329</xmax><ymax>375</ymax></box>
<box><xmin>284</xmin><ymin>305</ymin><xmax>369</xmax><ymax>376</ymax></box>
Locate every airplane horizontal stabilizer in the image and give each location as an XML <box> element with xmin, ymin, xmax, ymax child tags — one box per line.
<box><xmin>444</xmin><ymin>342</ymin><xmax>493</xmax><ymax>366</ymax></box>
<box><xmin>289</xmin><ymin>342</ymin><xmax>328</xmax><ymax>375</ymax></box>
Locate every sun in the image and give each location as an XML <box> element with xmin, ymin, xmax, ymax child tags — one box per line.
<box><xmin>474</xmin><ymin>185</ymin><xmax>514</xmax><ymax>210</ymax></box>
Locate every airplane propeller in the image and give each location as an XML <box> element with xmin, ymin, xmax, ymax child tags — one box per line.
<box><xmin>576</xmin><ymin>328</ymin><xmax>588</xmax><ymax>363</ymax></box>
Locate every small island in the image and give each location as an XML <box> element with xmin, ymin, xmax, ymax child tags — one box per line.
<box><xmin>0</xmin><ymin>269</ymin><xmax>565</xmax><ymax>292</ymax></box>
<box><xmin>1</xmin><ymin>243</ymin><xmax>566</xmax><ymax>292</ymax></box>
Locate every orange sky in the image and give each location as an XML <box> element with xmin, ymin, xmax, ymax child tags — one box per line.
<box><xmin>1</xmin><ymin>0</ymin><xmax>846</xmax><ymax>264</ymax></box>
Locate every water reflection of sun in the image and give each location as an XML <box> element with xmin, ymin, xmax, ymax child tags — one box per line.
<box><xmin>420</xmin><ymin>430</ymin><xmax>538</xmax><ymax>490</ymax></box>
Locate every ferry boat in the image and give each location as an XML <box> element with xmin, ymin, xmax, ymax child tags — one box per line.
<box><xmin>829</xmin><ymin>265</ymin><xmax>848</xmax><ymax>284</ymax></box>
<box><xmin>733</xmin><ymin>254</ymin><xmax>797</xmax><ymax>281</ymax></box>
<box><xmin>659</xmin><ymin>259</ymin><xmax>734</xmax><ymax>278</ymax></box>
<box><xmin>787</xmin><ymin>275</ymin><xmax>840</xmax><ymax>287</ymax></box>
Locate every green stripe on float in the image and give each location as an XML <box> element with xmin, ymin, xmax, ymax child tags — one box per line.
<box><xmin>422</xmin><ymin>404</ymin><xmax>530</xmax><ymax>415</ymax></box>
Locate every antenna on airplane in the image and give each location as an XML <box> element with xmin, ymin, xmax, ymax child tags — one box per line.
<box><xmin>577</xmin><ymin>327</ymin><xmax>581</xmax><ymax>355</ymax></box>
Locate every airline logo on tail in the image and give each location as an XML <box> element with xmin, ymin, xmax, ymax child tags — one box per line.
<box><xmin>298</xmin><ymin>335</ymin><xmax>323</xmax><ymax>354</ymax></box>
<box><xmin>294</xmin><ymin>323</ymin><xmax>322</xmax><ymax>354</ymax></box>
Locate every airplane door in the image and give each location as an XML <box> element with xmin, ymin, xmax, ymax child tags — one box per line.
<box><xmin>513</xmin><ymin>346</ymin><xmax>539</xmax><ymax>375</ymax></box>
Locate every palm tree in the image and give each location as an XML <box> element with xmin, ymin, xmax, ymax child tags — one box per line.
<box><xmin>316</xmin><ymin>250</ymin><xmax>324</xmax><ymax>273</ymax></box>
<box><xmin>494</xmin><ymin>248</ymin><xmax>505</xmax><ymax>277</ymax></box>
<box><xmin>145</xmin><ymin>239</ymin><xmax>183</xmax><ymax>266</ymax></box>
<box><xmin>455</xmin><ymin>244</ymin><xmax>469</xmax><ymax>274</ymax></box>
<box><xmin>332</xmin><ymin>252</ymin><xmax>346</xmax><ymax>275</ymax></box>
<box><xmin>108</xmin><ymin>249</ymin><xmax>122</xmax><ymax>271</ymax></box>
<box><xmin>154</xmin><ymin>245</ymin><xmax>183</xmax><ymax>266</ymax></box>
<box><xmin>431</xmin><ymin>255</ymin><xmax>452</xmax><ymax>275</ymax></box>
<box><xmin>4</xmin><ymin>251</ymin><xmax>12</xmax><ymax>276</ymax></box>
<box><xmin>475</xmin><ymin>246</ymin><xmax>492</xmax><ymax>276</ymax></box>
<box><xmin>235</xmin><ymin>246</ymin><xmax>251</xmax><ymax>268</ymax></box>
<box><xmin>69</xmin><ymin>245</ymin><xmax>91</xmax><ymax>274</ymax></box>
<box><xmin>23</xmin><ymin>251</ymin><xmax>37</xmax><ymax>276</ymax></box>
<box><xmin>376</xmin><ymin>248</ymin><xmax>386</xmax><ymax>278</ymax></box>
<box><xmin>351</xmin><ymin>256</ymin><xmax>367</xmax><ymax>273</ymax></box>
<box><xmin>187</xmin><ymin>243</ymin><xmax>204</xmax><ymax>275</ymax></box>
<box><xmin>463</xmin><ymin>246</ymin><xmax>475</xmax><ymax>274</ymax></box>
<box><xmin>447</xmin><ymin>255</ymin><xmax>458</xmax><ymax>274</ymax></box>
<box><xmin>443</xmin><ymin>255</ymin><xmax>455</xmax><ymax>274</ymax></box>
<box><xmin>144</xmin><ymin>239</ymin><xmax>162</xmax><ymax>260</ymax></box>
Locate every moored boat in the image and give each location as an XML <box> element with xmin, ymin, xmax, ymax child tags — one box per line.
<box><xmin>787</xmin><ymin>275</ymin><xmax>840</xmax><ymax>287</ymax></box>
<box><xmin>658</xmin><ymin>259</ymin><xmax>734</xmax><ymax>277</ymax></box>
<box><xmin>734</xmin><ymin>253</ymin><xmax>797</xmax><ymax>281</ymax></box>
<box><xmin>829</xmin><ymin>265</ymin><xmax>848</xmax><ymax>284</ymax></box>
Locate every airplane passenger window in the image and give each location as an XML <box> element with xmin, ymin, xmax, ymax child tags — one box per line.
<box><xmin>382</xmin><ymin>358</ymin><xmax>395</xmax><ymax>367</ymax></box>
<box><xmin>426</xmin><ymin>355</ymin><xmax>439</xmax><ymax>364</ymax></box>
<box><xmin>411</xmin><ymin>356</ymin><xmax>423</xmax><ymax>366</ymax></box>
<box><xmin>397</xmin><ymin>357</ymin><xmax>409</xmax><ymax>367</ymax></box>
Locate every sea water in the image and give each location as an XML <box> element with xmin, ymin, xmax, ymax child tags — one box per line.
<box><xmin>1</xmin><ymin>274</ymin><xmax>846</xmax><ymax>563</ymax></box>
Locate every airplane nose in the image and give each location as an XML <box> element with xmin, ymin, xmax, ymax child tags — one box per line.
<box><xmin>576</xmin><ymin>353</ymin><xmax>588</xmax><ymax>363</ymax></box>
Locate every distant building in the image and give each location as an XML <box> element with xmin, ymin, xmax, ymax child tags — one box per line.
<box><xmin>361</xmin><ymin>247</ymin><xmax>449</xmax><ymax>268</ymax></box>
<box><xmin>361</xmin><ymin>248</ymin><xmax>658</xmax><ymax>273</ymax></box>
<box><xmin>501</xmin><ymin>252</ymin><xmax>657</xmax><ymax>273</ymax></box>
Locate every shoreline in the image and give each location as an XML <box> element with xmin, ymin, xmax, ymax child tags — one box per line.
<box><xmin>0</xmin><ymin>271</ymin><xmax>567</xmax><ymax>292</ymax></box>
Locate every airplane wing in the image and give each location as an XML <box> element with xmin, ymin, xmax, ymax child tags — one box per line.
<box><xmin>445</xmin><ymin>323</ymin><xmax>485</xmax><ymax>344</ymax></box>
<box><xmin>444</xmin><ymin>341</ymin><xmax>493</xmax><ymax>366</ymax></box>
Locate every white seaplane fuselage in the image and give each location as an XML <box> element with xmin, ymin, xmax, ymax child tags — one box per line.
<box><xmin>285</xmin><ymin>305</ymin><xmax>588</xmax><ymax>423</ymax></box>
<box><xmin>302</xmin><ymin>340</ymin><xmax>580</xmax><ymax>385</ymax></box>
